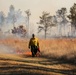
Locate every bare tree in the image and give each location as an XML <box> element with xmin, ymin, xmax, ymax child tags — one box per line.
<box><xmin>25</xmin><ymin>9</ymin><xmax>31</xmax><ymax>37</ymax></box>
<box><xmin>68</xmin><ymin>3</ymin><xmax>76</xmax><ymax>36</ymax></box>
<box><xmin>56</xmin><ymin>8</ymin><xmax>68</xmax><ymax>37</ymax></box>
<box><xmin>38</xmin><ymin>11</ymin><xmax>55</xmax><ymax>38</ymax></box>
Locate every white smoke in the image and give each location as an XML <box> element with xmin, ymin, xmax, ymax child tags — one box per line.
<box><xmin>0</xmin><ymin>44</ymin><xmax>16</xmax><ymax>54</ymax></box>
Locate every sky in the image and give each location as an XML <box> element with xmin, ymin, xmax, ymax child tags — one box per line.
<box><xmin>0</xmin><ymin>0</ymin><xmax>76</xmax><ymax>24</ymax></box>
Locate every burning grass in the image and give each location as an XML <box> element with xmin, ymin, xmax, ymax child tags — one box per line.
<box><xmin>0</xmin><ymin>37</ymin><xmax>76</xmax><ymax>64</ymax></box>
<box><xmin>0</xmin><ymin>37</ymin><xmax>76</xmax><ymax>75</ymax></box>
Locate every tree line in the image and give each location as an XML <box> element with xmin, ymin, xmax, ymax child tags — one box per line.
<box><xmin>38</xmin><ymin>3</ymin><xmax>76</xmax><ymax>38</ymax></box>
<box><xmin>0</xmin><ymin>3</ymin><xmax>76</xmax><ymax>38</ymax></box>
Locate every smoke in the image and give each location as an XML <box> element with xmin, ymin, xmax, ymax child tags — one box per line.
<box><xmin>0</xmin><ymin>44</ymin><xmax>16</xmax><ymax>54</ymax></box>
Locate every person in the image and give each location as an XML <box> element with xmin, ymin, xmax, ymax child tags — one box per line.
<box><xmin>28</xmin><ymin>34</ymin><xmax>39</xmax><ymax>57</ymax></box>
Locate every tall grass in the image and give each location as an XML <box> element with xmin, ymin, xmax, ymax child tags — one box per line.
<box><xmin>0</xmin><ymin>37</ymin><xmax>76</xmax><ymax>63</ymax></box>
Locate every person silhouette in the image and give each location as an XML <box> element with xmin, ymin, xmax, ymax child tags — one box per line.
<box><xmin>28</xmin><ymin>34</ymin><xmax>39</xmax><ymax>57</ymax></box>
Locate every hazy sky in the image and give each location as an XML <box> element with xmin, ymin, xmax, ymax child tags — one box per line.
<box><xmin>0</xmin><ymin>0</ymin><xmax>76</xmax><ymax>24</ymax></box>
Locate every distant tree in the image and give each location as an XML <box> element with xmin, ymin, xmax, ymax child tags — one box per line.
<box><xmin>56</xmin><ymin>8</ymin><xmax>68</xmax><ymax>36</ymax></box>
<box><xmin>25</xmin><ymin>9</ymin><xmax>31</xmax><ymax>36</ymax></box>
<box><xmin>7</xmin><ymin>5</ymin><xmax>17</xmax><ymax>27</ymax></box>
<box><xmin>0</xmin><ymin>11</ymin><xmax>5</xmax><ymax>25</ymax></box>
<box><xmin>52</xmin><ymin>16</ymin><xmax>58</xmax><ymax>24</ymax></box>
<box><xmin>12</xmin><ymin>14</ymin><xmax>17</xmax><ymax>27</ymax></box>
<box><xmin>12</xmin><ymin>25</ymin><xmax>26</xmax><ymax>37</ymax></box>
<box><xmin>10</xmin><ymin>5</ymin><xmax>15</xmax><ymax>12</ymax></box>
<box><xmin>38</xmin><ymin>11</ymin><xmax>55</xmax><ymax>38</ymax></box>
<box><xmin>61</xmin><ymin>8</ymin><xmax>68</xmax><ymax>36</ymax></box>
<box><xmin>68</xmin><ymin>3</ymin><xmax>76</xmax><ymax>35</ymax></box>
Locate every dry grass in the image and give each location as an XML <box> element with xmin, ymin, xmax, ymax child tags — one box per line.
<box><xmin>40</xmin><ymin>39</ymin><xmax>76</xmax><ymax>59</ymax></box>
<box><xmin>0</xmin><ymin>38</ymin><xmax>76</xmax><ymax>62</ymax></box>
<box><xmin>0</xmin><ymin>37</ymin><xmax>76</xmax><ymax>75</ymax></box>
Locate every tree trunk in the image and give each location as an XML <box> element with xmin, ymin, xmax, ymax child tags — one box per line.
<box><xmin>71</xmin><ymin>25</ymin><xmax>75</xmax><ymax>37</ymax></box>
<box><xmin>64</xmin><ymin>24</ymin><xmax>65</xmax><ymax>37</ymax></box>
<box><xmin>45</xmin><ymin>29</ymin><xmax>47</xmax><ymax>39</ymax></box>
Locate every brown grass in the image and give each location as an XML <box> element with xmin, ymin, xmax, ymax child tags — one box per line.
<box><xmin>0</xmin><ymin>38</ymin><xmax>76</xmax><ymax>61</ymax></box>
<box><xmin>40</xmin><ymin>39</ymin><xmax>76</xmax><ymax>60</ymax></box>
<box><xmin>0</xmin><ymin>37</ymin><xmax>76</xmax><ymax>75</ymax></box>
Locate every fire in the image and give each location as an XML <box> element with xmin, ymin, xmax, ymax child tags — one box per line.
<box><xmin>24</xmin><ymin>51</ymin><xmax>32</xmax><ymax>56</ymax></box>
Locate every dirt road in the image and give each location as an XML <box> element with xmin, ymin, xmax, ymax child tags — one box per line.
<box><xmin>0</xmin><ymin>54</ymin><xmax>76</xmax><ymax>75</ymax></box>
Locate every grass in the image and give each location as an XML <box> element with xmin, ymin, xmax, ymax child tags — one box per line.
<box><xmin>0</xmin><ymin>37</ymin><xmax>76</xmax><ymax>75</ymax></box>
<box><xmin>0</xmin><ymin>38</ymin><xmax>76</xmax><ymax>63</ymax></box>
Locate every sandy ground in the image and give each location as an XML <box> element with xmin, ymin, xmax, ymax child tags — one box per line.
<box><xmin>0</xmin><ymin>37</ymin><xmax>76</xmax><ymax>75</ymax></box>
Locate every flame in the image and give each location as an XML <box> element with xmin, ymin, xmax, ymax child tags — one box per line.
<box><xmin>24</xmin><ymin>51</ymin><xmax>32</xmax><ymax>56</ymax></box>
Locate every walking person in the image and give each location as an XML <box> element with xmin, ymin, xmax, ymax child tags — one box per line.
<box><xmin>28</xmin><ymin>34</ymin><xmax>39</xmax><ymax>57</ymax></box>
